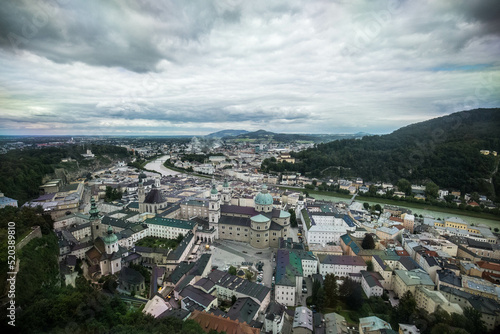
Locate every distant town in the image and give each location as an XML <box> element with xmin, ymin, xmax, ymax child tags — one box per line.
<box><xmin>2</xmin><ymin>134</ymin><xmax>500</xmax><ymax>334</ymax></box>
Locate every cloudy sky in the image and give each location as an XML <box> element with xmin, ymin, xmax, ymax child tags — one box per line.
<box><xmin>0</xmin><ymin>0</ymin><xmax>499</xmax><ymax>136</ymax></box>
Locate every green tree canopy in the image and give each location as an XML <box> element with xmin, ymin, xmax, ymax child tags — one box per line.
<box><xmin>362</xmin><ymin>234</ymin><xmax>376</xmax><ymax>250</ymax></box>
<box><xmin>425</xmin><ymin>181</ymin><xmax>439</xmax><ymax>199</ymax></box>
<box><xmin>397</xmin><ymin>178</ymin><xmax>412</xmax><ymax>195</ymax></box>
<box><xmin>323</xmin><ymin>274</ymin><xmax>339</xmax><ymax>309</ymax></box>
<box><xmin>228</xmin><ymin>266</ymin><xmax>237</xmax><ymax>276</ymax></box>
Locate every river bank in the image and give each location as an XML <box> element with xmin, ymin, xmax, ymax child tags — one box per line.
<box><xmin>279</xmin><ymin>186</ymin><xmax>500</xmax><ymax>229</ymax></box>
<box><xmin>144</xmin><ymin>155</ymin><xmax>182</xmax><ymax>176</ymax></box>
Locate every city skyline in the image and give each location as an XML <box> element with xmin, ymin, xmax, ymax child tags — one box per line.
<box><xmin>1</xmin><ymin>0</ymin><xmax>499</xmax><ymax>136</ymax></box>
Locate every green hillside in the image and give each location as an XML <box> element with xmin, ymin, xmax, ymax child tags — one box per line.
<box><xmin>262</xmin><ymin>108</ymin><xmax>500</xmax><ymax>199</ymax></box>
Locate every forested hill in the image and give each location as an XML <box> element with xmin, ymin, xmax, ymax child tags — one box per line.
<box><xmin>0</xmin><ymin>144</ymin><xmax>129</xmax><ymax>204</ymax></box>
<box><xmin>262</xmin><ymin>108</ymin><xmax>500</xmax><ymax>198</ymax></box>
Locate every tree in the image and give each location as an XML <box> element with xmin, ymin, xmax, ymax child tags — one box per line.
<box><xmin>346</xmin><ymin>284</ymin><xmax>363</xmax><ymax>309</ymax></box>
<box><xmin>228</xmin><ymin>266</ymin><xmax>237</xmax><ymax>276</ymax></box>
<box><xmin>323</xmin><ymin>274</ymin><xmax>339</xmax><ymax>308</ymax></box>
<box><xmin>363</xmin><ymin>202</ymin><xmax>370</xmax><ymax>210</ymax></box>
<box><xmin>316</xmin><ymin>287</ymin><xmax>326</xmax><ymax>312</ymax></box>
<box><xmin>176</xmin><ymin>233</ymin><xmax>184</xmax><ymax>243</ymax></box>
<box><xmin>338</xmin><ymin>277</ymin><xmax>355</xmax><ymax>299</ymax></box>
<box><xmin>463</xmin><ymin>306</ymin><xmax>487</xmax><ymax>334</ymax></box>
<box><xmin>374</xmin><ymin>204</ymin><xmax>382</xmax><ymax>212</ymax></box>
<box><xmin>392</xmin><ymin>291</ymin><xmax>416</xmax><ymax>325</ymax></box>
<box><xmin>425</xmin><ymin>181</ymin><xmax>439</xmax><ymax>199</ymax></box>
<box><xmin>397</xmin><ymin>178</ymin><xmax>412</xmax><ymax>195</ymax></box>
<box><xmin>494</xmin><ymin>227</ymin><xmax>499</xmax><ymax>233</ymax></box>
<box><xmin>104</xmin><ymin>186</ymin><xmax>122</xmax><ymax>202</ymax></box>
<box><xmin>366</xmin><ymin>260</ymin><xmax>374</xmax><ymax>272</ymax></box>
<box><xmin>231</xmin><ymin>295</ymin><xmax>237</xmax><ymax>305</ymax></box>
<box><xmin>289</xmin><ymin>209</ymin><xmax>297</xmax><ymax>227</ymax></box>
<box><xmin>362</xmin><ymin>234</ymin><xmax>376</xmax><ymax>250</ymax></box>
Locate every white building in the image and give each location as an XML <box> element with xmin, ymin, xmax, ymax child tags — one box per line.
<box><xmin>319</xmin><ymin>255</ymin><xmax>367</xmax><ymax>279</ymax></box>
<box><xmin>361</xmin><ymin>271</ymin><xmax>384</xmax><ymax>298</ymax></box>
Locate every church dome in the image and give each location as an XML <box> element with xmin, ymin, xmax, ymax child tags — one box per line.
<box><xmin>210</xmin><ymin>184</ymin><xmax>218</xmax><ymax>195</ymax></box>
<box><xmin>103</xmin><ymin>225</ymin><xmax>118</xmax><ymax>245</ymax></box>
<box><xmin>254</xmin><ymin>184</ymin><xmax>273</xmax><ymax>206</ymax></box>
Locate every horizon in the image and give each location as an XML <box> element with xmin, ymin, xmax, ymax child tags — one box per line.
<box><xmin>1</xmin><ymin>1</ymin><xmax>499</xmax><ymax>136</ymax></box>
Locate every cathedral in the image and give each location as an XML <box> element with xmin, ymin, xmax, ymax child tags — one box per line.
<box><xmin>210</xmin><ymin>181</ymin><xmax>290</xmax><ymax>249</ymax></box>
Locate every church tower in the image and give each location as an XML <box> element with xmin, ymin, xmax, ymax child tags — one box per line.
<box><xmin>103</xmin><ymin>225</ymin><xmax>119</xmax><ymax>255</ymax></box>
<box><xmin>222</xmin><ymin>178</ymin><xmax>232</xmax><ymax>205</ymax></box>
<box><xmin>138</xmin><ymin>178</ymin><xmax>145</xmax><ymax>204</ymax></box>
<box><xmin>89</xmin><ymin>196</ymin><xmax>101</xmax><ymax>241</ymax></box>
<box><xmin>209</xmin><ymin>184</ymin><xmax>220</xmax><ymax>226</ymax></box>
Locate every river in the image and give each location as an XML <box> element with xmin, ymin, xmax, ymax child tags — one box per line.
<box><xmin>311</xmin><ymin>194</ymin><xmax>500</xmax><ymax>229</ymax></box>
<box><xmin>144</xmin><ymin>155</ymin><xmax>182</xmax><ymax>176</ymax></box>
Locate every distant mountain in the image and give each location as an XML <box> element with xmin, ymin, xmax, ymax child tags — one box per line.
<box><xmin>228</xmin><ymin>130</ymin><xmax>368</xmax><ymax>143</ymax></box>
<box><xmin>262</xmin><ymin>108</ymin><xmax>500</xmax><ymax>198</ymax></box>
<box><xmin>205</xmin><ymin>129</ymin><xmax>249</xmax><ymax>138</ymax></box>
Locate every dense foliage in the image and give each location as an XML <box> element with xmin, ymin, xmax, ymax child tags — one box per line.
<box><xmin>262</xmin><ymin>109</ymin><xmax>500</xmax><ymax>199</ymax></box>
<box><xmin>361</xmin><ymin>234</ymin><xmax>376</xmax><ymax>250</ymax></box>
<box><xmin>0</xmin><ymin>145</ymin><xmax>129</xmax><ymax>204</ymax></box>
<box><xmin>1</xmin><ymin>230</ymin><xmax>220</xmax><ymax>333</ymax></box>
<box><xmin>180</xmin><ymin>153</ymin><xmax>224</xmax><ymax>163</ymax></box>
<box><xmin>104</xmin><ymin>186</ymin><xmax>123</xmax><ymax>202</ymax></box>
<box><xmin>227</xmin><ymin>129</ymin><xmax>365</xmax><ymax>143</ymax></box>
<box><xmin>135</xmin><ymin>235</ymin><xmax>183</xmax><ymax>249</ymax></box>
<box><xmin>0</xmin><ymin>206</ymin><xmax>54</xmax><ymax>295</ymax></box>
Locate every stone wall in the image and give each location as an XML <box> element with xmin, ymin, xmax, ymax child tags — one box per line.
<box><xmin>16</xmin><ymin>225</ymin><xmax>42</xmax><ymax>250</ymax></box>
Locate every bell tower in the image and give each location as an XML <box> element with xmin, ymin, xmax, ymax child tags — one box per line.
<box><xmin>222</xmin><ymin>178</ymin><xmax>232</xmax><ymax>205</ymax></box>
<box><xmin>89</xmin><ymin>196</ymin><xmax>101</xmax><ymax>240</ymax></box>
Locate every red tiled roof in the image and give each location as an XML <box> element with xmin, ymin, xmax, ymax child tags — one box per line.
<box><xmin>189</xmin><ymin>310</ymin><xmax>260</xmax><ymax>334</ymax></box>
<box><xmin>477</xmin><ymin>261</ymin><xmax>500</xmax><ymax>272</ymax></box>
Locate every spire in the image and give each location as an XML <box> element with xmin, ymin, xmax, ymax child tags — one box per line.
<box><xmin>89</xmin><ymin>196</ymin><xmax>100</xmax><ymax>220</ymax></box>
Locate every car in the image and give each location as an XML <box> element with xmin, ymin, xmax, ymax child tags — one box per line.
<box><xmin>302</xmin><ymin>288</ymin><xmax>307</xmax><ymax>293</ymax></box>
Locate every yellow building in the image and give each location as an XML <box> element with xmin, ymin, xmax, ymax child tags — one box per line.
<box><xmin>415</xmin><ymin>286</ymin><xmax>462</xmax><ymax>315</ymax></box>
<box><xmin>393</xmin><ymin>269</ymin><xmax>434</xmax><ymax>297</ymax></box>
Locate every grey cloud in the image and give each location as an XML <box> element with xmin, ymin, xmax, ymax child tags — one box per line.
<box><xmin>0</xmin><ymin>0</ymin><xmax>237</xmax><ymax>72</ymax></box>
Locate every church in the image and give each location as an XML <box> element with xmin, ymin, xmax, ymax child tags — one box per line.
<box><xmin>138</xmin><ymin>178</ymin><xmax>169</xmax><ymax>214</ymax></box>
<box><xmin>209</xmin><ymin>180</ymin><xmax>291</xmax><ymax>249</ymax></box>
<box><xmin>85</xmin><ymin>197</ymin><xmax>129</xmax><ymax>277</ymax></box>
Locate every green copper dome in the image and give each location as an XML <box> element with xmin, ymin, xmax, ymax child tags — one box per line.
<box><xmin>255</xmin><ymin>184</ymin><xmax>273</xmax><ymax>206</ymax></box>
<box><xmin>103</xmin><ymin>225</ymin><xmax>118</xmax><ymax>245</ymax></box>
<box><xmin>223</xmin><ymin>179</ymin><xmax>229</xmax><ymax>188</ymax></box>
<box><xmin>210</xmin><ymin>184</ymin><xmax>218</xmax><ymax>195</ymax></box>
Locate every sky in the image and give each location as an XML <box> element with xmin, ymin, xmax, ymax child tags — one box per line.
<box><xmin>0</xmin><ymin>0</ymin><xmax>499</xmax><ymax>136</ymax></box>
